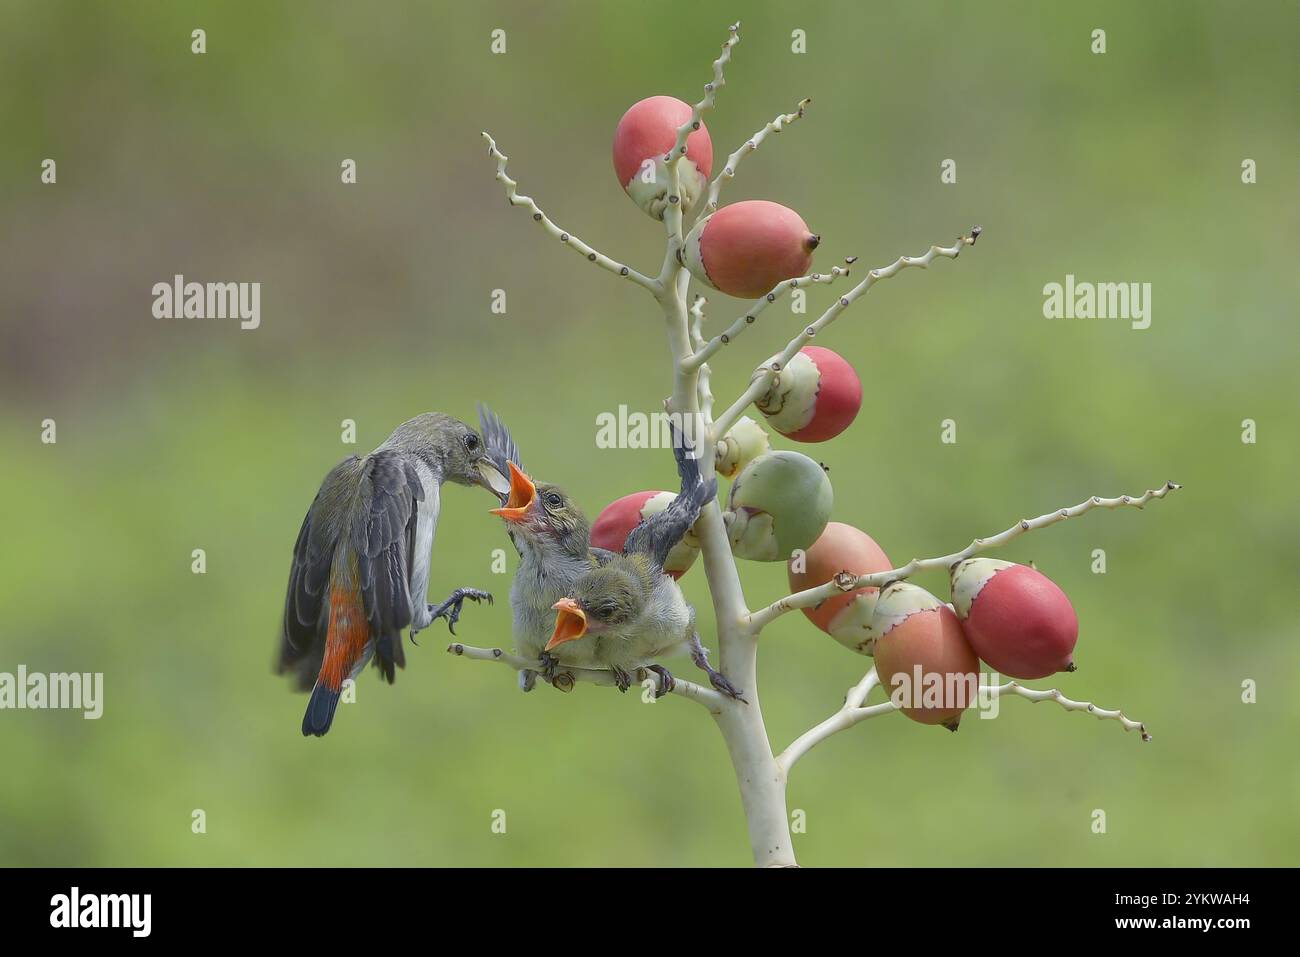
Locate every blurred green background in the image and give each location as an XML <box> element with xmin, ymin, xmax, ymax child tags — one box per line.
<box><xmin>2</xmin><ymin>0</ymin><xmax>1297</xmax><ymax>867</ymax></box>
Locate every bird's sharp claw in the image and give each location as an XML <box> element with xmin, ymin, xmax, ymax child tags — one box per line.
<box><xmin>708</xmin><ymin>671</ymin><xmax>746</xmax><ymax>702</ymax></box>
<box><xmin>538</xmin><ymin>652</ymin><xmax>561</xmax><ymax>681</ymax></box>
<box><xmin>646</xmin><ymin>665</ymin><xmax>675</xmax><ymax>698</ymax></box>
<box><xmin>427</xmin><ymin>587</ymin><xmax>494</xmax><ymax>636</ymax></box>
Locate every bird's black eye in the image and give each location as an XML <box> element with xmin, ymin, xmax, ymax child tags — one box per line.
<box><xmin>546</xmin><ymin>492</ymin><xmax>564</xmax><ymax>509</ymax></box>
<box><xmin>464</xmin><ymin>433</ymin><xmax>479</xmax><ymax>452</ymax></box>
<box><xmin>594</xmin><ymin>600</ymin><xmax>625</xmax><ymax>623</ymax></box>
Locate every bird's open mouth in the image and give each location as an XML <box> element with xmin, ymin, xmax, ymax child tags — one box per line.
<box><xmin>546</xmin><ymin>598</ymin><xmax>587</xmax><ymax>650</ymax></box>
<box><xmin>488</xmin><ymin>461</ymin><xmax>536</xmax><ymax>523</ymax></box>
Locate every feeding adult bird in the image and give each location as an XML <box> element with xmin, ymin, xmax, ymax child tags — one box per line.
<box><xmin>277</xmin><ymin>412</ymin><xmax>512</xmax><ymax>737</ymax></box>
<box><xmin>547</xmin><ymin>429</ymin><xmax>744</xmax><ymax>700</ymax></box>
<box><xmin>489</xmin><ymin>461</ymin><xmax>618</xmax><ymax>690</ymax></box>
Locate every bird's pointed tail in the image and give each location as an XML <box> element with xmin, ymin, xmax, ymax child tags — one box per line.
<box><xmin>303</xmin><ymin>549</ymin><xmax>370</xmax><ymax>737</ymax></box>
<box><xmin>302</xmin><ymin>681</ymin><xmax>341</xmax><ymax>737</ymax></box>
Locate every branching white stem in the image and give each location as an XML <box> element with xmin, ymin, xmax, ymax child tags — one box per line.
<box><xmin>446</xmin><ymin>642</ymin><xmax>727</xmax><ymax>712</ymax></box>
<box><xmin>712</xmin><ymin>375</ymin><xmax>773</xmax><ymax>442</ymax></box>
<box><xmin>481</xmin><ymin>132</ymin><xmax>659</xmax><ymax>292</ymax></box>
<box><xmin>846</xmin><ymin>666</ymin><xmax>880</xmax><ymax>709</ymax></box>
<box><xmin>681</xmin><ymin>260</ymin><xmax>856</xmax><ymax>372</ymax></box>
<box><xmin>720</xmin><ymin>228</ymin><xmax>980</xmax><ymax>433</ymax></box>
<box><xmin>749</xmin><ymin>481</ymin><xmax>1182</xmax><ymax>630</ymax></box>
<box><xmin>987</xmin><ymin>681</ymin><xmax>1151</xmax><ymax>741</ymax></box>
<box><xmin>689</xmin><ymin>296</ymin><xmax>716</xmax><ymax>419</ymax></box>
<box><xmin>778</xmin><ymin>671</ymin><xmax>1150</xmax><ymax>774</ymax></box>
<box><xmin>668</xmin><ymin>23</ymin><xmax>742</xmax><ymax>173</ymax></box>
<box><xmin>660</xmin><ymin>22</ymin><xmax>742</xmax><ymax>256</ymax></box>
<box><xmin>688</xmin><ymin>295</ymin><xmax>707</xmax><ymax>347</ymax></box>
<box><xmin>705</xmin><ymin>98</ymin><xmax>812</xmax><ymax>213</ymax></box>
<box><xmin>776</xmin><ymin>669</ymin><xmax>890</xmax><ymax>773</ymax></box>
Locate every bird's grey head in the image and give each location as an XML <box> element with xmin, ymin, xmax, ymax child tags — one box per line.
<box><xmin>571</xmin><ymin>565</ymin><xmax>642</xmax><ymax>629</ymax></box>
<box><xmin>490</xmin><ymin>464</ymin><xmax>590</xmax><ymax>558</ymax></box>
<box><xmin>547</xmin><ymin>563</ymin><xmax>641</xmax><ymax>652</ymax></box>
<box><xmin>388</xmin><ymin>413</ymin><xmax>509</xmax><ymax>494</ymax></box>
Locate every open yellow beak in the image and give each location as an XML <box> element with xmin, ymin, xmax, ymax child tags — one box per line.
<box><xmin>488</xmin><ymin>461</ymin><xmax>536</xmax><ymax>523</ymax></box>
<box><xmin>546</xmin><ymin>598</ymin><xmax>588</xmax><ymax>651</ymax></box>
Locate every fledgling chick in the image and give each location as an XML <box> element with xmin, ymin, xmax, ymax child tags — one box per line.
<box><xmin>277</xmin><ymin>412</ymin><xmax>511</xmax><ymax>737</ymax></box>
<box><xmin>547</xmin><ymin>431</ymin><xmax>744</xmax><ymax>700</ymax></box>
<box><xmin>490</xmin><ymin>462</ymin><xmax>617</xmax><ymax>689</ymax></box>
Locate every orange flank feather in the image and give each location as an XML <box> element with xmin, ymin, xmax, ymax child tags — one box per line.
<box><xmin>320</xmin><ymin>585</ymin><xmax>369</xmax><ymax>692</ymax></box>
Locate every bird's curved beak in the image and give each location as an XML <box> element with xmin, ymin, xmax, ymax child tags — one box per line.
<box><xmin>475</xmin><ymin>459</ymin><xmax>512</xmax><ymax>498</ymax></box>
<box><xmin>546</xmin><ymin>598</ymin><xmax>587</xmax><ymax>651</ymax></box>
<box><xmin>488</xmin><ymin>462</ymin><xmax>535</xmax><ymax>523</ymax></box>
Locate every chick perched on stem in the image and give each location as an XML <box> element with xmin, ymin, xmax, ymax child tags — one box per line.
<box><xmin>549</xmin><ymin>428</ymin><xmax>744</xmax><ymax>700</ymax></box>
<box><xmin>486</xmin><ymin>435</ymin><xmax>618</xmax><ymax>689</ymax></box>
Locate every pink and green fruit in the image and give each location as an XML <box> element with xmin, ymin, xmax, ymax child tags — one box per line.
<box><xmin>870</xmin><ymin>583</ymin><xmax>980</xmax><ymax>730</ymax></box>
<box><xmin>613</xmin><ymin>95</ymin><xmax>713</xmax><ymax>219</ymax></box>
<box><xmin>787</xmin><ymin>522</ymin><xmax>893</xmax><ymax>653</ymax></box>
<box><xmin>725</xmin><ymin>450</ymin><xmax>832</xmax><ymax>561</ymax></box>
<box><xmin>682</xmin><ymin>200</ymin><xmax>819</xmax><ymax>299</ymax></box>
<box><xmin>949</xmin><ymin>558</ymin><xmax>1078</xmax><ymax>679</ymax></box>
<box><xmin>591</xmin><ymin>490</ymin><xmax>700</xmax><ymax>578</ymax></box>
<box><xmin>754</xmin><ymin>345</ymin><xmax>863</xmax><ymax>442</ymax></box>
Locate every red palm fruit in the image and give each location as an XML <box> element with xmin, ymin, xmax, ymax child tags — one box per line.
<box><xmin>869</xmin><ymin>583</ymin><xmax>980</xmax><ymax>730</ymax></box>
<box><xmin>682</xmin><ymin>200</ymin><xmax>819</xmax><ymax>299</ymax></box>
<box><xmin>591</xmin><ymin>490</ymin><xmax>699</xmax><ymax>579</ymax></box>
<box><xmin>754</xmin><ymin>345</ymin><xmax>863</xmax><ymax>442</ymax></box>
<box><xmin>613</xmin><ymin>96</ymin><xmax>713</xmax><ymax>219</ymax></box>
<box><xmin>949</xmin><ymin>558</ymin><xmax>1078</xmax><ymax>679</ymax></box>
<box><xmin>787</xmin><ymin>522</ymin><xmax>893</xmax><ymax>654</ymax></box>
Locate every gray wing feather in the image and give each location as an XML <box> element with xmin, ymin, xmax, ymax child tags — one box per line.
<box><xmin>478</xmin><ymin>403</ymin><xmax>524</xmax><ymax>505</ymax></box>
<box><xmin>352</xmin><ymin>451</ymin><xmax>423</xmax><ymax>683</ymax></box>
<box><xmin>277</xmin><ymin>450</ymin><xmax>423</xmax><ymax>690</ymax></box>
<box><xmin>623</xmin><ymin>427</ymin><xmax>717</xmax><ymax>567</ymax></box>
<box><xmin>278</xmin><ymin>455</ymin><xmax>365</xmax><ymax>690</ymax></box>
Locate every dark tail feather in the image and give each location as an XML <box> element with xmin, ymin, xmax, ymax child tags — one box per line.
<box><xmin>624</xmin><ymin>421</ymin><xmax>718</xmax><ymax>566</ymax></box>
<box><xmin>373</xmin><ymin>630</ymin><xmax>403</xmax><ymax>684</ymax></box>
<box><xmin>671</xmin><ymin>421</ymin><xmax>717</xmax><ymax>512</ymax></box>
<box><xmin>302</xmin><ymin>682</ymin><xmax>341</xmax><ymax>737</ymax></box>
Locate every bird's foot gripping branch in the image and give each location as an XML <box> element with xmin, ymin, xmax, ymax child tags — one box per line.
<box><xmin>466</xmin><ymin>22</ymin><xmax>1180</xmax><ymax>867</ymax></box>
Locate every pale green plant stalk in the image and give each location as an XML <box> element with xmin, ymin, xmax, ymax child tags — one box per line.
<box><xmin>463</xmin><ymin>22</ymin><xmax>1177</xmax><ymax>867</ymax></box>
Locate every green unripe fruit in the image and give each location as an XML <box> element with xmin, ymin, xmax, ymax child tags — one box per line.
<box><xmin>725</xmin><ymin>450</ymin><xmax>832</xmax><ymax>561</ymax></box>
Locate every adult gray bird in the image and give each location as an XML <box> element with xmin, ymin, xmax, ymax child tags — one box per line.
<box><xmin>546</xmin><ymin>431</ymin><xmax>744</xmax><ymax>700</ymax></box>
<box><xmin>489</xmin><ymin>461</ymin><xmax>617</xmax><ymax>690</ymax></box>
<box><xmin>278</xmin><ymin>412</ymin><xmax>511</xmax><ymax>737</ymax></box>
